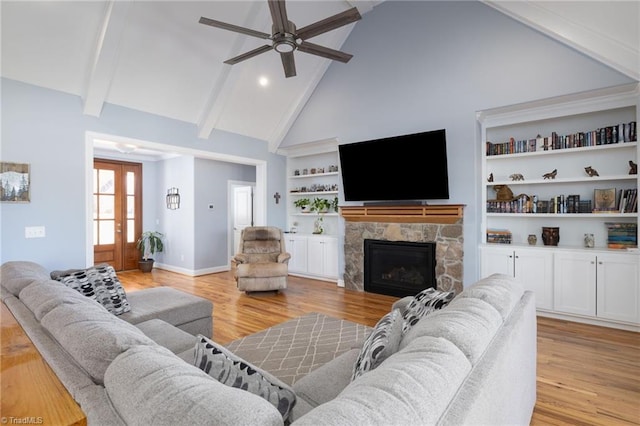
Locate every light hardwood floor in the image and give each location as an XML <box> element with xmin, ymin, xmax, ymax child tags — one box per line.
<box><xmin>117</xmin><ymin>269</ymin><xmax>640</xmax><ymax>426</ymax></box>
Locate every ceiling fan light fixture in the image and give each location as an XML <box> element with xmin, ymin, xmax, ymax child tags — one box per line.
<box><xmin>273</xmin><ymin>35</ymin><xmax>296</xmax><ymax>53</ymax></box>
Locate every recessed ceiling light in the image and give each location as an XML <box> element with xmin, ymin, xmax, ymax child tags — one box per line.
<box><xmin>258</xmin><ymin>76</ymin><xmax>269</xmax><ymax>87</ymax></box>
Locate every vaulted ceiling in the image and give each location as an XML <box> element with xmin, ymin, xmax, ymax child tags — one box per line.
<box><xmin>2</xmin><ymin>1</ymin><xmax>638</xmax><ymax>154</ymax></box>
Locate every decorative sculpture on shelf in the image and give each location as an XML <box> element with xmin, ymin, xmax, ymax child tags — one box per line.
<box><xmin>630</xmin><ymin>160</ymin><xmax>637</xmax><ymax>175</ymax></box>
<box><xmin>487</xmin><ymin>173</ymin><xmax>493</xmax><ymax>182</ymax></box>
<box><xmin>542</xmin><ymin>227</ymin><xmax>560</xmax><ymax>246</ymax></box>
<box><xmin>542</xmin><ymin>169</ymin><xmax>557</xmax><ymax>180</ymax></box>
<box><xmin>493</xmin><ymin>185</ymin><xmax>514</xmax><ymax>201</ymax></box>
<box><xmin>584</xmin><ymin>166</ymin><xmax>599</xmax><ymax>177</ymax></box>
<box><xmin>509</xmin><ymin>173</ymin><xmax>524</xmax><ymax>181</ymax></box>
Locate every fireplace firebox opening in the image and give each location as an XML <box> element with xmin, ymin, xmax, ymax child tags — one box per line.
<box><xmin>364</xmin><ymin>239</ymin><xmax>436</xmax><ymax>298</ymax></box>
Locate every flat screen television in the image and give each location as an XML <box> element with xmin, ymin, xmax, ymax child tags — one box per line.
<box><xmin>338</xmin><ymin>129</ymin><xmax>449</xmax><ymax>202</ymax></box>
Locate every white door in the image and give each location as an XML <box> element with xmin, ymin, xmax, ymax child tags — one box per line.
<box><xmin>596</xmin><ymin>253</ymin><xmax>640</xmax><ymax>323</ymax></box>
<box><xmin>514</xmin><ymin>249</ymin><xmax>554</xmax><ymax>310</ymax></box>
<box><xmin>231</xmin><ymin>184</ymin><xmax>254</xmax><ymax>256</ymax></box>
<box><xmin>480</xmin><ymin>246</ymin><xmax>515</xmax><ymax>277</ymax></box>
<box><xmin>553</xmin><ymin>252</ymin><xmax>596</xmax><ymax>316</ymax></box>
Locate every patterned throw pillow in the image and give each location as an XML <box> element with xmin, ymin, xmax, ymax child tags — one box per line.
<box><xmin>352</xmin><ymin>308</ymin><xmax>404</xmax><ymax>381</ymax></box>
<box><xmin>402</xmin><ymin>287</ymin><xmax>455</xmax><ymax>333</ymax></box>
<box><xmin>193</xmin><ymin>335</ymin><xmax>296</xmax><ymax>421</ymax></box>
<box><xmin>53</xmin><ymin>264</ymin><xmax>131</xmax><ymax>316</ymax></box>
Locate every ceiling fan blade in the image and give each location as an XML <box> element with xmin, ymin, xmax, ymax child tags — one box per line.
<box><xmin>280</xmin><ymin>51</ymin><xmax>297</xmax><ymax>78</ymax></box>
<box><xmin>296</xmin><ymin>7</ymin><xmax>361</xmax><ymax>40</ymax></box>
<box><xmin>224</xmin><ymin>45</ymin><xmax>273</xmax><ymax>65</ymax></box>
<box><xmin>199</xmin><ymin>16</ymin><xmax>271</xmax><ymax>40</ymax></box>
<box><xmin>297</xmin><ymin>41</ymin><xmax>353</xmax><ymax>63</ymax></box>
<box><xmin>268</xmin><ymin>0</ymin><xmax>291</xmax><ymax>34</ymax></box>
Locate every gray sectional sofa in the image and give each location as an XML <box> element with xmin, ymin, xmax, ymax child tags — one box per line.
<box><xmin>1</xmin><ymin>260</ymin><xmax>537</xmax><ymax>425</ymax></box>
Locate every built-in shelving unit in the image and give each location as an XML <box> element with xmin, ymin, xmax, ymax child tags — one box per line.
<box><xmin>277</xmin><ymin>139</ymin><xmax>341</xmax><ymax>282</ymax></box>
<box><xmin>478</xmin><ymin>83</ymin><xmax>640</xmax><ymax>331</ymax></box>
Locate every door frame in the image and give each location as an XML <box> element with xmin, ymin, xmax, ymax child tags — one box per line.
<box><xmin>228</xmin><ymin>180</ymin><xmax>257</xmax><ymax>264</ymax></box>
<box><xmin>84</xmin><ymin>131</ymin><xmax>267</xmax><ymax>268</ymax></box>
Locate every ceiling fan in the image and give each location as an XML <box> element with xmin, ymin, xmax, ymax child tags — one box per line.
<box><xmin>199</xmin><ymin>0</ymin><xmax>361</xmax><ymax>78</ymax></box>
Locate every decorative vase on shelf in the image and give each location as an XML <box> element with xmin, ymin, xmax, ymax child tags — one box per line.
<box><xmin>527</xmin><ymin>234</ymin><xmax>537</xmax><ymax>245</ymax></box>
<box><xmin>313</xmin><ymin>217</ymin><xmax>324</xmax><ymax>234</ymax></box>
<box><xmin>584</xmin><ymin>233</ymin><xmax>595</xmax><ymax>248</ymax></box>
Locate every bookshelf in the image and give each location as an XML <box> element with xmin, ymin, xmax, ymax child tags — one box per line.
<box><xmin>478</xmin><ymin>83</ymin><xmax>640</xmax><ymax>330</ymax></box>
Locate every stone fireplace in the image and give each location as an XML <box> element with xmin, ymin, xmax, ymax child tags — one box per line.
<box><xmin>341</xmin><ymin>205</ymin><xmax>464</xmax><ymax>295</ymax></box>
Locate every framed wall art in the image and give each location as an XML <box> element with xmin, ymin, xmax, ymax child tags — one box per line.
<box><xmin>593</xmin><ymin>188</ymin><xmax>616</xmax><ymax>212</ymax></box>
<box><xmin>1</xmin><ymin>162</ymin><xmax>31</xmax><ymax>202</ymax></box>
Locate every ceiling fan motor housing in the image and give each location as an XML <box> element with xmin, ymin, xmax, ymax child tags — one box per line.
<box><xmin>273</xmin><ymin>21</ymin><xmax>297</xmax><ymax>53</ymax></box>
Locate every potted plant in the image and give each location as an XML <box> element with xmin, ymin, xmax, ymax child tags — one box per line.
<box><xmin>136</xmin><ymin>231</ymin><xmax>164</xmax><ymax>272</ymax></box>
<box><xmin>311</xmin><ymin>197</ymin><xmax>331</xmax><ymax>214</ymax></box>
<box><xmin>294</xmin><ymin>198</ymin><xmax>311</xmax><ymax>213</ymax></box>
<box><xmin>331</xmin><ymin>196</ymin><xmax>339</xmax><ymax>213</ymax></box>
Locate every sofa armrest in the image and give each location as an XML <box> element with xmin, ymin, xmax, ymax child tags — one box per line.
<box><xmin>278</xmin><ymin>253</ymin><xmax>291</xmax><ymax>264</ymax></box>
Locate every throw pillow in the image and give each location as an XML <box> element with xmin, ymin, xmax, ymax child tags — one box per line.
<box><xmin>351</xmin><ymin>308</ymin><xmax>404</xmax><ymax>381</ymax></box>
<box><xmin>193</xmin><ymin>335</ymin><xmax>296</xmax><ymax>421</ymax></box>
<box><xmin>402</xmin><ymin>287</ymin><xmax>455</xmax><ymax>333</ymax></box>
<box><xmin>53</xmin><ymin>264</ymin><xmax>131</xmax><ymax>315</ymax></box>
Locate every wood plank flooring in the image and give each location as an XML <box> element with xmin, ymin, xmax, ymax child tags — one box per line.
<box><xmin>117</xmin><ymin>269</ymin><xmax>640</xmax><ymax>425</ymax></box>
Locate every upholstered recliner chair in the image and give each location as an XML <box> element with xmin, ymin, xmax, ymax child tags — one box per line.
<box><xmin>231</xmin><ymin>226</ymin><xmax>291</xmax><ymax>293</ymax></box>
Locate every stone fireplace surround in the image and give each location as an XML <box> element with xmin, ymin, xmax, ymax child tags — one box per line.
<box><xmin>341</xmin><ymin>205</ymin><xmax>464</xmax><ymax>295</ymax></box>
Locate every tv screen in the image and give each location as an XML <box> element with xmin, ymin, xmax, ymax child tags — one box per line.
<box><xmin>338</xmin><ymin>129</ymin><xmax>449</xmax><ymax>202</ymax></box>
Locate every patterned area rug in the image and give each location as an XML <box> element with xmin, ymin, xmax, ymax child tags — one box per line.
<box><xmin>225</xmin><ymin>312</ymin><xmax>372</xmax><ymax>385</ymax></box>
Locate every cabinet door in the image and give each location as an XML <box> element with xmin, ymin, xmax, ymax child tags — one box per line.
<box><xmin>553</xmin><ymin>252</ymin><xmax>596</xmax><ymax>316</ymax></box>
<box><xmin>307</xmin><ymin>237</ymin><xmax>338</xmax><ymax>279</ymax></box>
<box><xmin>480</xmin><ymin>246</ymin><xmax>515</xmax><ymax>277</ymax></box>
<box><xmin>322</xmin><ymin>237</ymin><xmax>338</xmax><ymax>279</ymax></box>
<box><xmin>514</xmin><ymin>249</ymin><xmax>554</xmax><ymax>310</ymax></box>
<box><xmin>307</xmin><ymin>238</ymin><xmax>324</xmax><ymax>276</ymax></box>
<box><xmin>286</xmin><ymin>236</ymin><xmax>307</xmax><ymax>274</ymax></box>
<box><xmin>596</xmin><ymin>253</ymin><xmax>640</xmax><ymax>324</ymax></box>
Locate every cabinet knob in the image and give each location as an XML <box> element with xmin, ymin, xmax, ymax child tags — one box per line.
<box><xmin>598</xmin><ymin>261</ymin><xmax>603</xmax><ymax>265</ymax></box>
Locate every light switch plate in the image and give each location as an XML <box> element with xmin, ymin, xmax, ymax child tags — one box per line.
<box><xmin>25</xmin><ymin>226</ymin><xmax>46</xmax><ymax>238</ymax></box>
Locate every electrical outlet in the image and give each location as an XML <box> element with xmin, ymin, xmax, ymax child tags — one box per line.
<box><xmin>25</xmin><ymin>226</ymin><xmax>46</xmax><ymax>238</ymax></box>
<box><xmin>208</xmin><ymin>204</ymin><xmax>214</xmax><ymax>210</ymax></box>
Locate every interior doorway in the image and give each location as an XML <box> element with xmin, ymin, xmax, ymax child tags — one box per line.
<box><xmin>229</xmin><ymin>181</ymin><xmax>256</xmax><ymax>259</ymax></box>
<box><xmin>93</xmin><ymin>159</ymin><xmax>142</xmax><ymax>271</ymax></box>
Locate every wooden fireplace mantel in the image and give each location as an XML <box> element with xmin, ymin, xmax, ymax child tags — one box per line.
<box><xmin>339</xmin><ymin>204</ymin><xmax>464</xmax><ymax>224</ymax></box>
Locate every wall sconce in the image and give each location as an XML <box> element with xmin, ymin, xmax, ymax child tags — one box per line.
<box><xmin>166</xmin><ymin>187</ymin><xmax>180</xmax><ymax>210</ymax></box>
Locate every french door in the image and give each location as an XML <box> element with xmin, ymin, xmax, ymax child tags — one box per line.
<box><xmin>93</xmin><ymin>159</ymin><xmax>142</xmax><ymax>271</ymax></box>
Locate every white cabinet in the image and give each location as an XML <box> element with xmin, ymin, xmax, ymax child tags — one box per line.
<box><xmin>285</xmin><ymin>234</ymin><xmax>307</xmax><ymax>274</ymax></box>
<box><xmin>554</xmin><ymin>251</ymin><xmax>640</xmax><ymax>324</ymax></box>
<box><xmin>478</xmin><ymin>84</ymin><xmax>640</xmax><ymax>330</ymax></box>
<box><xmin>480</xmin><ymin>245</ymin><xmax>554</xmax><ymax>310</ymax></box>
<box><xmin>285</xmin><ymin>234</ymin><xmax>338</xmax><ymax>282</ymax></box>
<box><xmin>307</xmin><ymin>236</ymin><xmax>338</xmax><ymax>280</ymax></box>
<box><xmin>553</xmin><ymin>251</ymin><xmax>597</xmax><ymax>316</ymax></box>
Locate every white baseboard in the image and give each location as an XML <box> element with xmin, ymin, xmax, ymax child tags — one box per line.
<box><xmin>154</xmin><ymin>263</ymin><xmax>228</xmax><ymax>277</ymax></box>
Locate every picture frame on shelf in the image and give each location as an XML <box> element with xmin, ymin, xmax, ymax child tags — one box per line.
<box><xmin>593</xmin><ymin>188</ymin><xmax>617</xmax><ymax>212</ymax></box>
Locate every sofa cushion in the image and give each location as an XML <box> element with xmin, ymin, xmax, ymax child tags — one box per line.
<box><xmin>455</xmin><ymin>273</ymin><xmax>524</xmax><ymax>320</ymax></box>
<box><xmin>1</xmin><ymin>261</ymin><xmax>50</xmax><ymax>296</ymax></box>
<box><xmin>402</xmin><ymin>287</ymin><xmax>455</xmax><ymax>332</ymax></box>
<box><xmin>19</xmin><ymin>279</ymin><xmax>104</xmax><ymax>321</ymax></box>
<box><xmin>294</xmin><ymin>336</ymin><xmax>472</xmax><ymax>426</ymax></box>
<box><xmin>400</xmin><ymin>297</ymin><xmax>503</xmax><ymax>365</ymax></box>
<box><xmin>117</xmin><ymin>287</ymin><xmax>212</xmax><ymax>329</ymax></box>
<box><xmin>52</xmin><ymin>264</ymin><xmax>131</xmax><ymax>315</ymax></box>
<box><xmin>352</xmin><ymin>309</ymin><xmax>403</xmax><ymax>380</ymax></box>
<box><xmin>41</xmin><ymin>302</ymin><xmax>156</xmax><ymax>384</ymax></box>
<box><xmin>135</xmin><ymin>319</ymin><xmax>197</xmax><ymax>355</ymax></box>
<box><xmin>105</xmin><ymin>345</ymin><xmax>284</xmax><ymax>426</ymax></box>
<box><xmin>291</xmin><ymin>349</ymin><xmax>360</xmax><ymax>422</ymax></box>
<box><xmin>193</xmin><ymin>334</ymin><xmax>296</xmax><ymax>421</ymax></box>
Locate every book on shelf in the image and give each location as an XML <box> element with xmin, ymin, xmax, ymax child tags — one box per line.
<box><xmin>486</xmin><ymin>229</ymin><xmax>512</xmax><ymax>244</ymax></box>
<box><xmin>617</xmin><ymin>188</ymin><xmax>638</xmax><ymax>213</ymax></box>
<box><xmin>485</xmin><ymin>120</ymin><xmax>636</xmax><ymax>156</ymax></box>
<box><xmin>605</xmin><ymin>222</ymin><xmax>637</xmax><ymax>249</ymax></box>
